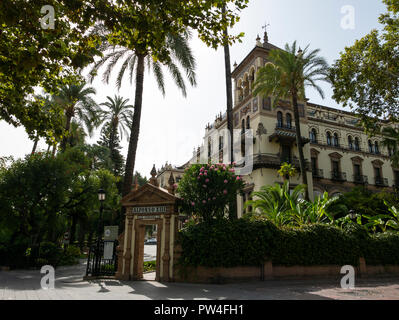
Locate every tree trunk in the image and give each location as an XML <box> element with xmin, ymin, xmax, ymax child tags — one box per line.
<box><xmin>60</xmin><ymin>110</ymin><xmax>73</xmax><ymax>152</ymax></box>
<box><xmin>31</xmin><ymin>133</ymin><xmax>39</xmax><ymax>155</ymax></box>
<box><xmin>292</xmin><ymin>91</ymin><xmax>310</xmax><ymax>201</ymax></box>
<box><xmin>70</xmin><ymin>214</ymin><xmax>78</xmax><ymax>244</ymax></box>
<box><xmin>222</xmin><ymin>6</ymin><xmax>238</xmax><ymax>220</ymax></box>
<box><xmin>52</xmin><ymin>143</ymin><xmax>57</xmax><ymax>156</ymax></box>
<box><xmin>222</xmin><ymin>6</ymin><xmax>234</xmax><ymax>166</ymax></box>
<box><xmin>122</xmin><ymin>54</ymin><xmax>146</xmax><ymax>197</ymax></box>
<box><xmin>109</xmin><ymin>123</ymin><xmax>118</xmax><ymax>175</ymax></box>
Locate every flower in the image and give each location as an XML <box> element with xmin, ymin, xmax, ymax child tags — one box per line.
<box><xmin>199</xmin><ymin>172</ymin><xmax>203</xmax><ymax>176</ymax></box>
<box><xmin>223</xmin><ymin>189</ymin><xmax>228</xmax><ymax>195</ymax></box>
<box><xmin>229</xmin><ymin>168</ymin><xmax>235</xmax><ymax>173</ymax></box>
<box><xmin>191</xmin><ymin>202</ymin><xmax>195</xmax><ymax>206</ymax></box>
<box><xmin>224</xmin><ymin>179</ymin><xmax>228</xmax><ymax>184</ymax></box>
<box><xmin>213</xmin><ymin>197</ymin><xmax>216</xmax><ymax>200</ymax></box>
<box><xmin>236</xmin><ymin>176</ymin><xmax>241</xmax><ymax>181</ymax></box>
<box><xmin>202</xmin><ymin>200</ymin><xmax>206</xmax><ymax>204</ymax></box>
<box><xmin>203</xmin><ymin>184</ymin><xmax>207</xmax><ymax>188</ymax></box>
<box><xmin>205</xmin><ymin>178</ymin><xmax>210</xmax><ymax>183</ymax></box>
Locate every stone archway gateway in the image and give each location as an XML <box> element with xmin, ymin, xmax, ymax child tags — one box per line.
<box><xmin>115</xmin><ymin>166</ymin><xmax>179</xmax><ymax>282</ymax></box>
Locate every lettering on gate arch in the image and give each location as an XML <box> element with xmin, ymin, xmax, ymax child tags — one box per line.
<box><xmin>116</xmin><ymin>167</ymin><xmax>180</xmax><ymax>282</ymax></box>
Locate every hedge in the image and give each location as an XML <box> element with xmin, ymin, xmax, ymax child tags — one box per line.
<box><xmin>176</xmin><ymin>219</ymin><xmax>399</xmax><ymax>268</ymax></box>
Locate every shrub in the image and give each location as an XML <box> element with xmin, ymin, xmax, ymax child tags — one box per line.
<box><xmin>364</xmin><ymin>232</ymin><xmax>399</xmax><ymax>265</ymax></box>
<box><xmin>37</xmin><ymin>242</ymin><xmax>63</xmax><ymax>267</ymax></box>
<box><xmin>177</xmin><ymin>163</ymin><xmax>245</xmax><ymax>222</ymax></box>
<box><xmin>177</xmin><ymin>218</ymin><xmax>279</xmax><ymax>268</ymax></box>
<box><xmin>144</xmin><ymin>261</ymin><xmax>156</xmax><ymax>273</ymax></box>
<box><xmin>272</xmin><ymin>224</ymin><xmax>360</xmax><ymax>266</ymax></box>
<box><xmin>177</xmin><ymin>220</ymin><xmax>399</xmax><ymax>268</ymax></box>
<box><xmin>59</xmin><ymin>245</ymin><xmax>81</xmax><ymax>266</ymax></box>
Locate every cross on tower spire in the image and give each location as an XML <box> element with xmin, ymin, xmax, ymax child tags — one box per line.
<box><xmin>262</xmin><ymin>22</ymin><xmax>270</xmax><ymax>43</ymax></box>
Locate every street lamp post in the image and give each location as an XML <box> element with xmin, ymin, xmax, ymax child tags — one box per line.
<box><xmin>94</xmin><ymin>189</ymin><xmax>106</xmax><ymax>276</ymax></box>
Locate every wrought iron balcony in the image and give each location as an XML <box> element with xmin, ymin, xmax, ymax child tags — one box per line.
<box><xmin>331</xmin><ymin>171</ymin><xmax>347</xmax><ymax>182</ymax></box>
<box><xmin>312</xmin><ymin>169</ymin><xmax>324</xmax><ymax>179</ymax></box>
<box><xmin>252</xmin><ymin>153</ymin><xmax>310</xmax><ymax>171</ymax></box>
<box><xmin>276</xmin><ymin>123</ymin><xmax>296</xmax><ymax>131</ymax></box>
<box><xmin>375</xmin><ymin>177</ymin><xmax>388</xmax><ymax>187</ymax></box>
<box><xmin>353</xmin><ymin>175</ymin><xmax>368</xmax><ymax>185</ymax></box>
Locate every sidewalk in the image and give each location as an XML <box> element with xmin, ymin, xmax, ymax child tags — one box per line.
<box><xmin>1</xmin><ymin>260</ymin><xmax>399</xmax><ymax>300</ymax></box>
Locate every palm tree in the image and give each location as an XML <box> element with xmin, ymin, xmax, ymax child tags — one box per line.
<box><xmin>244</xmin><ymin>181</ymin><xmax>305</xmax><ymax>227</ymax></box>
<box><xmin>89</xmin><ymin>27</ymin><xmax>197</xmax><ymax>196</ymax></box>
<box><xmin>99</xmin><ymin>95</ymin><xmax>134</xmax><ymax>149</ymax></box>
<box><xmin>98</xmin><ymin>95</ymin><xmax>133</xmax><ymax>175</ymax></box>
<box><xmin>68</xmin><ymin>121</ymin><xmax>87</xmax><ymax>148</ymax></box>
<box><xmin>252</xmin><ymin>42</ymin><xmax>329</xmax><ymax>201</ymax></box>
<box><xmin>53</xmin><ymin>83</ymin><xmax>100</xmax><ymax>151</ymax></box>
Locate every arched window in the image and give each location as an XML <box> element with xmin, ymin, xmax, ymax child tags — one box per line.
<box><xmin>348</xmin><ymin>136</ymin><xmax>353</xmax><ymax>150</ymax></box>
<box><xmin>277</xmin><ymin>112</ymin><xmax>283</xmax><ymax>128</ymax></box>
<box><xmin>310</xmin><ymin>129</ymin><xmax>317</xmax><ymax>143</ymax></box>
<box><xmin>241</xmin><ymin>119</ymin><xmax>245</xmax><ymax>134</ymax></box>
<box><xmin>368</xmin><ymin>140</ymin><xmax>374</xmax><ymax>153</ymax></box>
<box><xmin>246</xmin><ymin>116</ymin><xmax>250</xmax><ymax>130</ymax></box>
<box><xmin>333</xmin><ymin>133</ymin><xmax>339</xmax><ymax>147</ymax></box>
<box><xmin>327</xmin><ymin>132</ymin><xmax>332</xmax><ymax>146</ymax></box>
<box><xmin>286</xmin><ymin>113</ymin><xmax>293</xmax><ymax>128</ymax></box>
<box><xmin>375</xmin><ymin>141</ymin><xmax>380</xmax><ymax>154</ymax></box>
<box><xmin>354</xmin><ymin>137</ymin><xmax>360</xmax><ymax>151</ymax></box>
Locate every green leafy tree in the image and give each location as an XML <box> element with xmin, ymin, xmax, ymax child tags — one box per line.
<box><xmin>0</xmin><ymin>1</ymin><xmax>103</xmax><ymax>139</ymax></box>
<box><xmin>133</xmin><ymin>171</ymin><xmax>148</xmax><ymax>187</ymax></box>
<box><xmin>178</xmin><ymin>163</ymin><xmax>245</xmax><ymax>223</ymax></box>
<box><xmin>330</xmin><ymin>0</ymin><xmax>399</xmax><ymax>133</ymax></box>
<box><xmin>252</xmin><ymin>42</ymin><xmax>329</xmax><ymax>200</ymax></box>
<box><xmin>1</xmin><ymin>1</ymin><xmax>248</xmax><ymax>139</ymax></box>
<box><xmin>381</xmin><ymin>126</ymin><xmax>399</xmax><ymax>166</ymax></box>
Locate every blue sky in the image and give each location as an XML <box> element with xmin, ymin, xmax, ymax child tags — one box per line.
<box><xmin>0</xmin><ymin>0</ymin><xmax>388</xmax><ymax>177</ymax></box>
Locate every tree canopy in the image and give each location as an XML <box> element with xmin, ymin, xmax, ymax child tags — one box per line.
<box><xmin>1</xmin><ymin>0</ymin><xmax>248</xmax><ymax>138</ymax></box>
<box><xmin>330</xmin><ymin>0</ymin><xmax>399</xmax><ymax>132</ymax></box>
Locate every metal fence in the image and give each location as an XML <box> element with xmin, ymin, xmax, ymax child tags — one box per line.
<box><xmin>85</xmin><ymin>240</ymin><xmax>118</xmax><ymax>277</ymax></box>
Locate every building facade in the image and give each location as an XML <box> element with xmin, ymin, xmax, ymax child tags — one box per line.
<box><xmin>157</xmin><ymin>31</ymin><xmax>398</xmax><ymax>218</ymax></box>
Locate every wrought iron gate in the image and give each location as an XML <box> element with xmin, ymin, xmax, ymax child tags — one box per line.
<box><xmin>86</xmin><ymin>240</ymin><xmax>118</xmax><ymax>277</ymax></box>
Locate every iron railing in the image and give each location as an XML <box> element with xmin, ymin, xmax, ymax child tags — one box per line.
<box><xmin>312</xmin><ymin>169</ymin><xmax>324</xmax><ymax>179</ymax></box>
<box><xmin>331</xmin><ymin>171</ymin><xmax>347</xmax><ymax>182</ymax></box>
<box><xmin>86</xmin><ymin>240</ymin><xmax>118</xmax><ymax>277</ymax></box>
<box><xmin>353</xmin><ymin>175</ymin><xmax>368</xmax><ymax>185</ymax></box>
<box><xmin>375</xmin><ymin>177</ymin><xmax>389</xmax><ymax>187</ymax></box>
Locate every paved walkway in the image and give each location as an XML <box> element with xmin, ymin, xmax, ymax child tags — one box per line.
<box><xmin>1</xmin><ymin>260</ymin><xmax>399</xmax><ymax>300</ymax></box>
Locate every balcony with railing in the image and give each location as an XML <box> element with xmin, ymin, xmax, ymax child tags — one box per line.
<box><xmin>353</xmin><ymin>175</ymin><xmax>368</xmax><ymax>185</ymax></box>
<box><xmin>252</xmin><ymin>153</ymin><xmax>310</xmax><ymax>170</ymax></box>
<box><xmin>312</xmin><ymin>169</ymin><xmax>324</xmax><ymax>179</ymax></box>
<box><xmin>276</xmin><ymin>123</ymin><xmax>296</xmax><ymax>131</ymax></box>
<box><xmin>375</xmin><ymin>177</ymin><xmax>389</xmax><ymax>187</ymax></box>
<box><xmin>331</xmin><ymin>171</ymin><xmax>347</xmax><ymax>182</ymax></box>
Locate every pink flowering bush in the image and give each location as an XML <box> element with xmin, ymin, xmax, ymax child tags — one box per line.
<box><xmin>177</xmin><ymin>163</ymin><xmax>245</xmax><ymax>222</ymax></box>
